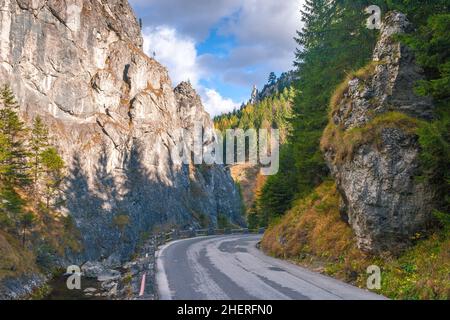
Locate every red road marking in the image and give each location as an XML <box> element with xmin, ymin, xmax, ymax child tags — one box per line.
<box><xmin>139</xmin><ymin>273</ymin><xmax>146</xmax><ymax>297</ymax></box>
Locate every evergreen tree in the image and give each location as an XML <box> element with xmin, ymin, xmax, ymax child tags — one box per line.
<box><xmin>0</xmin><ymin>85</ymin><xmax>30</xmax><ymax>186</ymax></box>
<box><xmin>292</xmin><ymin>0</ymin><xmax>379</xmax><ymax>195</ymax></box>
<box><xmin>258</xmin><ymin>143</ymin><xmax>298</xmax><ymax>224</ymax></box>
<box><xmin>268</xmin><ymin>72</ymin><xmax>277</xmax><ymax>85</ymax></box>
<box><xmin>401</xmin><ymin>12</ymin><xmax>450</xmax><ymax>212</ymax></box>
<box><xmin>257</xmin><ymin>0</ymin><xmax>381</xmax><ymax>222</ymax></box>
<box><xmin>30</xmin><ymin>116</ymin><xmax>50</xmax><ymax>201</ymax></box>
<box><xmin>247</xmin><ymin>203</ymin><xmax>259</xmax><ymax>229</ymax></box>
<box><xmin>258</xmin><ymin>0</ymin><xmax>450</xmax><ymax>224</ymax></box>
<box><xmin>19</xmin><ymin>212</ymin><xmax>35</xmax><ymax>247</ymax></box>
<box><xmin>386</xmin><ymin>0</ymin><xmax>449</xmax><ymax>25</ymax></box>
<box><xmin>214</xmin><ymin>87</ymin><xmax>293</xmax><ymax>139</ymax></box>
<box><xmin>40</xmin><ymin>147</ymin><xmax>65</xmax><ymax>209</ymax></box>
<box><xmin>0</xmin><ymin>185</ymin><xmax>26</xmax><ymax>229</ymax></box>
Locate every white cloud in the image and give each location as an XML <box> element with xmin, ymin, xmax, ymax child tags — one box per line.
<box><xmin>200</xmin><ymin>88</ymin><xmax>239</xmax><ymax>117</ymax></box>
<box><xmin>130</xmin><ymin>0</ymin><xmax>241</xmax><ymax>41</ymax></box>
<box><xmin>203</xmin><ymin>0</ymin><xmax>303</xmax><ymax>86</ymax></box>
<box><xmin>142</xmin><ymin>26</ymin><xmax>202</xmax><ymax>86</ymax></box>
<box><xmin>142</xmin><ymin>26</ymin><xmax>238</xmax><ymax>116</ymax></box>
<box><xmin>220</xmin><ymin>0</ymin><xmax>302</xmax><ymax>53</ymax></box>
<box><xmin>133</xmin><ymin>0</ymin><xmax>306</xmax><ymax>116</ymax></box>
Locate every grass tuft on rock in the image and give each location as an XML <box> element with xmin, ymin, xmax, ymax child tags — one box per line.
<box><xmin>321</xmin><ymin>112</ymin><xmax>422</xmax><ymax>165</ymax></box>
<box><xmin>329</xmin><ymin>61</ymin><xmax>384</xmax><ymax>115</ymax></box>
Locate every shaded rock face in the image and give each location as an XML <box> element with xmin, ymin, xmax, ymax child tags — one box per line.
<box><xmin>0</xmin><ymin>0</ymin><xmax>242</xmax><ymax>261</ymax></box>
<box><xmin>324</xmin><ymin>12</ymin><xmax>435</xmax><ymax>254</ymax></box>
<box><xmin>0</xmin><ymin>273</ymin><xmax>46</xmax><ymax>300</ymax></box>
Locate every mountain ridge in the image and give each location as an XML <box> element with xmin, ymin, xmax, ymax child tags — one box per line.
<box><xmin>0</xmin><ymin>0</ymin><xmax>243</xmax><ymax>298</ymax></box>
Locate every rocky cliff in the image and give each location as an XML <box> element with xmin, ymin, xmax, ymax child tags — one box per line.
<box><xmin>321</xmin><ymin>12</ymin><xmax>436</xmax><ymax>254</ymax></box>
<box><xmin>0</xmin><ymin>0</ymin><xmax>242</xmax><ymax>262</ymax></box>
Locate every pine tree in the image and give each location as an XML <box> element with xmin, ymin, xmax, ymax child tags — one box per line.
<box><xmin>20</xmin><ymin>212</ymin><xmax>35</xmax><ymax>247</ymax></box>
<box><xmin>0</xmin><ymin>85</ymin><xmax>30</xmax><ymax>187</ymax></box>
<box><xmin>386</xmin><ymin>0</ymin><xmax>449</xmax><ymax>25</ymax></box>
<box><xmin>257</xmin><ymin>0</ymin><xmax>450</xmax><ymax>223</ymax></box>
<box><xmin>247</xmin><ymin>203</ymin><xmax>259</xmax><ymax>229</ymax></box>
<box><xmin>268</xmin><ymin>72</ymin><xmax>277</xmax><ymax>85</ymax></box>
<box><xmin>258</xmin><ymin>143</ymin><xmax>298</xmax><ymax>224</ymax></box>
<box><xmin>256</xmin><ymin>0</ymin><xmax>384</xmax><ymax>222</ymax></box>
<box><xmin>40</xmin><ymin>147</ymin><xmax>65</xmax><ymax>209</ymax></box>
<box><xmin>401</xmin><ymin>12</ymin><xmax>450</xmax><ymax>212</ymax></box>
<box><xmin>0</xmin><ymin>185</ymin><xmax>26</xmax><ymax>229</ymax></box>
<box><xmin>30</xmin><ymin>116</ymin><xmax>50</xmax><ymax>202</ymax></box>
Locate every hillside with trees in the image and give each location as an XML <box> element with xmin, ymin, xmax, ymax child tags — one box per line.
<box><xmin>0</xmin><ymin>0</ymin><xmax>448</xmax><ymax>301</ymax></box>
<box><xmin>259</xmin><ymin>0</ymin><xmax>449</xmax><ymax>299</ymax></box>
<box><xmin>214</xmin><ymin>85</ymin><xmax>294</xmax><ymax>143</ymax></box>
<box><xmin>0</xmin><ymin>85</ymin><xmax>80</xmax><ymax>294</ymax></box>
<box><xmin>214</xmin><ymin>83</ymin><xmax>294</xmax><ymax>221</ymax></box>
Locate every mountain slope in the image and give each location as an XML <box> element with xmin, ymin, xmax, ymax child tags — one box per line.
<box><xmin>0</xmin><ymin>0</ymin><xmax>242</xmax><ymax>266</ymax></box>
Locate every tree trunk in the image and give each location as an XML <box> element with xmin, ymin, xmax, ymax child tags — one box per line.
<box><xmin>22</xmin><ymin>227</ymin><xmax>26</xmax><ymax>248</ymax></box>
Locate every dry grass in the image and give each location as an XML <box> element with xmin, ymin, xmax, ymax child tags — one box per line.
<box><xmin>0</xmin><ymin>231</ymin><xmax>37</xmax><ymax>281</ymax></box>
<box><xmin>329</xmin><ymin>61</ymin><xmax>384</xmax><ymax>115</ymax></box>
<box><xmin>230</xmin><ymin>164</ymin><xmax>267</xmax><ymax>210</ymax></box>
<box><xmin>261</xmin><ymin>182</ymin><xmax>450</xmax><ymax>299</ymax></box>
<box><xmin>0</xmin><ymin>190</ymin><xmax>82</xmax><ymax>282</ymax></box>
<box><xmin>261</xmin><ymin>181</ymin><xmax>368</xmax><ymax>282</ymax></box>
<box><xmin>321</xmin><ymin>112</ymin><xmax>422</xmax><ymax>165</ymax></box>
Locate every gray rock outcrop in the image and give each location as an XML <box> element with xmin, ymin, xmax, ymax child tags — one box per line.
<box><xmin>0</xmin><ymin>0</ymin><xmax>243</xmax><ymax>262</ymax></box>
<box><xmin>322</xmin><ymin>12</ymin><xmax>436</xmax><ymax>254</ymax></box>
<box><xmin>0</xmin><ymin>273</ymin><xmax>46</xmax><ymax>300</ymax></box>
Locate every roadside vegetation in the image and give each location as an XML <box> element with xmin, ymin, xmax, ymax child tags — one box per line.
<box><xmin>0</xmin><ymin>85</ymin><xmax>81</xmax><ymax>283</ymax></box>
<box><xmin>216</xmin><ymin>0</ymin><xmax>449</xmax><ymax>299</ymax></box>
<box><xmin>261</xmin><ymin>182</ymin><xmax>450</xmax><ymax>299</ymax></box>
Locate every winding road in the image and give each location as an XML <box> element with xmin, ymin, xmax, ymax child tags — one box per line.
<box><xmin>156</xmin><ymin>235</ymin><xmax>386</xmax><ymax>300</ymax></box>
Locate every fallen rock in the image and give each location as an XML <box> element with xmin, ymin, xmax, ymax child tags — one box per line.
<box><xmin>81</xmin><ymin>261</ymin><xmax>106</xmax><ymax>278</ymax></box>
<box><xmin>101</xmin><ymin>280</ymin><xmax>118</xmax><ymax>291</ymax></box>
<box><xmin>97</xmin><ymin>270</ymin><xmax>121</xmax><ymax>282</ymax></box>
<box><xmin>103</xmin><ymin>254</ymin><xmax>122</xmax><ymax>269</ymax></box>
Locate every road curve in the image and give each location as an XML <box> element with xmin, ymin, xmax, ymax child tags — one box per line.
<box><xmin>156</xmin><ymin>234</ymin><xmax>386</xmax><ymax>300</ymax></box>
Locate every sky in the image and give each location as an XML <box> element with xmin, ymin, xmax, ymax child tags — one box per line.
<box><xmin>129</xmin><ymin>0</ymin><xmax>304</xmax><ymax>116</ymax></box>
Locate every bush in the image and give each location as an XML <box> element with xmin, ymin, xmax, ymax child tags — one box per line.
<box><xmin>217</xmin><ymin>214</ymin><xmax>231</xmax><ymax>230</ymax></box>
<box><xmin>113</xmin><ymin>214</ymin><xmax>131</xmax><ymax>232</ymax></box>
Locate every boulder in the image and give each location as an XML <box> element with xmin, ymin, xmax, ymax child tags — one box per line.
<box><xmin>81</xmin><ymin>261</ymin><xmax>106</xmax><ymax>278</ymax></box>
<box><xmin>97</xmin><ymin>270</ymin><xmax>121</xmax><ymax>282</ymax></box>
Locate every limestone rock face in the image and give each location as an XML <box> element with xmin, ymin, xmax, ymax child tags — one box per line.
<box><xmin>323</xmin><ymin>12</ymin><xmax>435</xmax><ymax>254</ymax></box>
<box><xmin>0</xmin><ymin>0</ymin><xmax>242</xmax><ymax>261</ymax></box>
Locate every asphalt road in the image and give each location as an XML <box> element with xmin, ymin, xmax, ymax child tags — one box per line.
<box><xmin>156</xmin><ymin>235</ymin><xmax>386</xmax><ymax>300</ymax></box>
